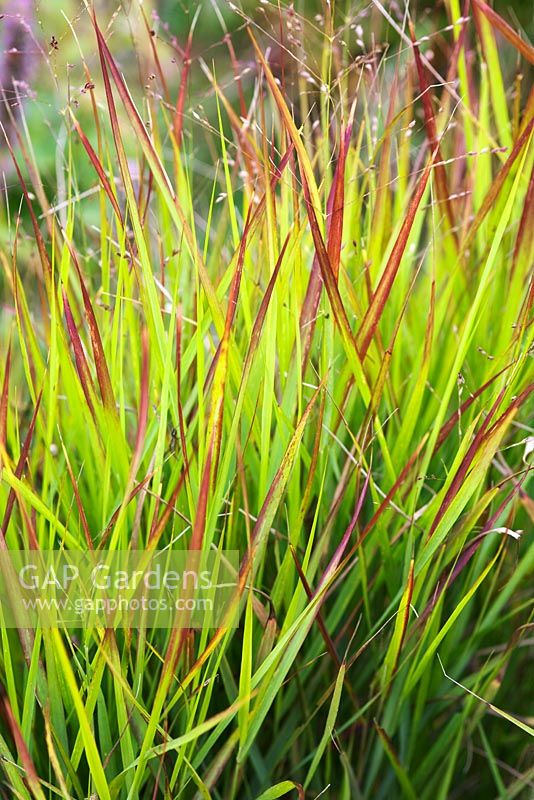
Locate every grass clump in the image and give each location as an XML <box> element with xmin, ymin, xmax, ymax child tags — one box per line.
<box><xmin>0</xmin><ymin>1</ymin><xmax>533</xmax><ymax>798</ymax></box>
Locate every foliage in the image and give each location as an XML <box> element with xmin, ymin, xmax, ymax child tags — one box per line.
<box><xmin>0</xmin><ymin>1</ymin><xmax>533</xmax><ymax>798</ymax></box>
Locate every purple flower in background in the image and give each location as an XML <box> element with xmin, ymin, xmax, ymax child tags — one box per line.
<box><xmin>0</xmin><ymin>0</ymin><xmax>36</xmax><ymax>141</ymax></box>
